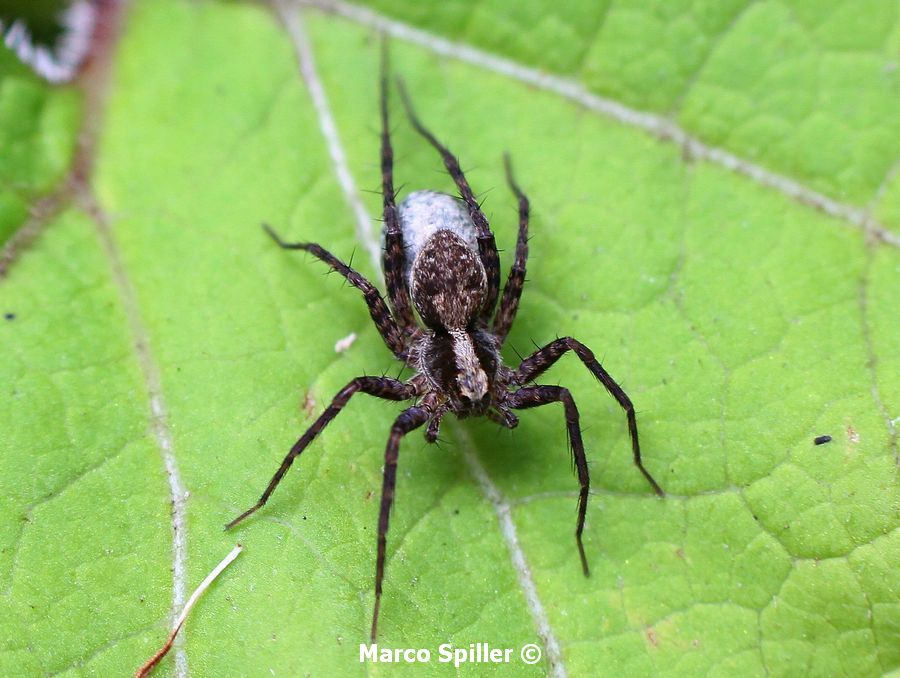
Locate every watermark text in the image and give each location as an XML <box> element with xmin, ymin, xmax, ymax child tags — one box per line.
<box><xmin>359</xmin><ymin>642</ymin><xmax>542</xmax><ymax>667</ymax></box>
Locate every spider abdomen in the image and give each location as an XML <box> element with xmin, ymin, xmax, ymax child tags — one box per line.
<box><xmin>395</xmin><ymin>190</ymin><xmax>478</xmax><ymax>286</ymax></box>
<box><xmin>410</xmin><ymin>230</ymin><xmax>486</xmax><ymax>329</ymax></box>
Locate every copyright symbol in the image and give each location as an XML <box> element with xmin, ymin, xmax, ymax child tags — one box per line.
<box><xmin>520</xmin><ymin>643</ymin><xmax>542</xmax><ymax>665</ymax></box>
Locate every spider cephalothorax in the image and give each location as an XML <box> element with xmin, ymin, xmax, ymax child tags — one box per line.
<box><xmin>227</xmin><ymin>52</ymin><xmax>664</xmax><ymax>641</ymax></box>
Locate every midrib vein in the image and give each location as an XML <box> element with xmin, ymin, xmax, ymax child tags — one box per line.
<box><xmin>74</xmin><ymin>1</ymin><xmax>191</xmax><ymax>675</ymax></box>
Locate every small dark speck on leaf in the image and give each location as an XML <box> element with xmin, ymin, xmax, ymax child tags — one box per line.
<box><xmin>814</xmin><ymin>435</ymin><xmax>832</xmax><ymax>445</ymax></box>
<box><xmin>452</xmin><ymin>509</ymin><xmax>460</xmax><ymax>516</ymax></box>
<box><xmin>4</xmin><ymin>312</ymin><xmax>14</xmax><ymax>320</ymax></box>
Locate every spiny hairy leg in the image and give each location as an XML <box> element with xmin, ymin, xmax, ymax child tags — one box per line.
<box><xmin>492</xmin><ymin>154</ymin><xmax>530</xmax><ymax>344</ymax></box>
<box><xmin>508</xmin><ymin>385</ymin><xmax>591</xmax><ymax>575</ymax></box>
<box><xmin>226</xmin><ymin>376</ymin><xmax>418</xmax><ymax>530</ymax></box>
<box><xmin>379</xmin><ymin>44</ymin><xmax>416</xmax><ymax>331</ymax></box>
<box><xmin>396</xmin><ymin>80</ymin><xmax>500</xmax><ymax>322</ymax></box>
<box><xmin>263</xmin><ymin>224</ymin><xmax>407</xmax><ymax>359</ymax></box>
<box><xmin>371</xmin><ymin>404</ymin><xmax>432</xmax><ymax>641</ymax></box>
<box><xmin>514</xmin><ymin>337</ymin><xmax>664</xmax><ymax>496</ymax></box>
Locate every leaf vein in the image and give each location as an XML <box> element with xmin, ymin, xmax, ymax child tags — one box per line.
<box><xmin>300</xmin><ymin>0</ymin><xmax>900</xmax><ymax>248</ymax></box>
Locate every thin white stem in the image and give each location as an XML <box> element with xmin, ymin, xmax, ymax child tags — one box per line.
<box><xmin>135</xmin><ymin>545</ymin><xmax>243</xmax><ymax>678</ymax></box>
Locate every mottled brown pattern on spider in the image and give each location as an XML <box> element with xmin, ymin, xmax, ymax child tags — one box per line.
<box><xmin>227</xmin><ymin>44</ymin><xmax>664</xmax><ymax>643</ymax></box>
<box><xmin>411</xmin><ymin>229</ymin><xmax>486</xmax><ymax>330</ymax></box>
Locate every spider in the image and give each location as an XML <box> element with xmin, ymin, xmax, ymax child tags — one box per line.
<box><xmin>226</xmin><ymin>56</ymin><xmax>664</xmax><ymax>641</ymax></box>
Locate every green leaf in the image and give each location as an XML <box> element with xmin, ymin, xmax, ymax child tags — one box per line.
<box><xmin>0</xmin><ymin>40</ymin><xmax>80</xmax><ymax>245</ymax></box>
<box><xmin>1</xmin><ymin>0</ymin><xmax>897</xmax><ymax>675</ymax></box>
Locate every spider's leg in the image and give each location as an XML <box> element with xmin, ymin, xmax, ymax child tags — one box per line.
<box><xmin>507</xmin><ymin>385</ymin><xmax>590</xmax><ymax>576</ymax></box>
<box><xmin>513</xmin><ymin>337</ymin><xmax>664</xmax><ymax>496</ymax></box>
<box><xmin>379</xmin><ymin>43</ymin><xmax>416</xmax><ymax>332</ymax></box>
<box><xmin>424</xmin><ymin>402</ymin><xmax>449</xmax><ymax>443</ymax></box>
<box><xmin>263</xmin><ymin>225</ymin><xmax>407</xmax><ymax>359</ymax></box>
<box><xmin>396</xmin><ymin>80</ymin><xmax>500</xmax><ymax>322</ymax></box>
<box><xmin>486</xmin><ymin>407</ymin><xmax>519</xmax><ymax>429</ymax></box>
<box><xmin>225</xmin><ymin>376</ymin><xmax>418</xmax><ymax>530</ymax></box>
<box><xmin>372</xmin><ymin>403</ymin><xmax>432</xmax><ymax>641</ymax></box>
<box><xmin>492</xmin><ymin>154</ymin><xmax>530</xmax><ymax>344</ymax></box>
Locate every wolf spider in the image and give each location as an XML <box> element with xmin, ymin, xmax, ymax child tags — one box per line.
<box><xmin>227</xmin><ymin>59</ymin><xmax>664</xmax><ymax>641</ymax></box>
